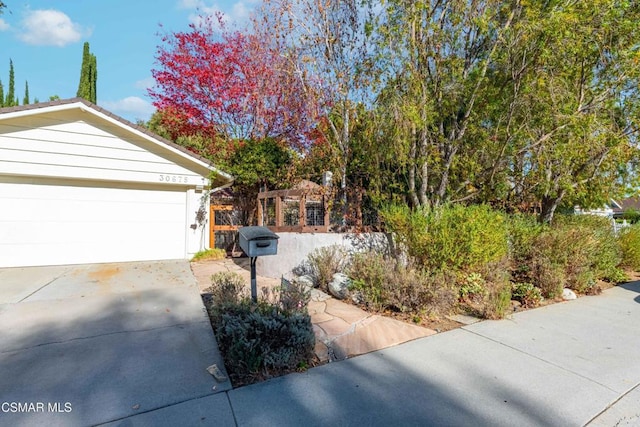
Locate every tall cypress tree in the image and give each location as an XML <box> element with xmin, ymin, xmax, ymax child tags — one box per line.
<box><xmin>0</xmin><ymin>80</ymin><xmax>4</xmax><ymax>108</ymax></box>
<box><xmin>23</xmin><ymin>81</ymin><xmax>29</xmax><ymax>105</ymax></box>
<box><xmin>6</xmin><ymin>59</ymin><xmax>15</xmax><ymax>107</ymax></box>
<box><xmin>77</xmin><ymin>42</ymin><xmax>97</xmax><ymax>103</ymax></box>
<box><xmin>90</xmin><ymin>53</ymin><xmax>97</xmax><ymax>103</ymax></box>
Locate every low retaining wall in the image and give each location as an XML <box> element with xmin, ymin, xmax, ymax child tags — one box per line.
<box><xmin>256</xmin><ymin>232</ymin><xmax>388</xmax><ymax>279</ymax></box>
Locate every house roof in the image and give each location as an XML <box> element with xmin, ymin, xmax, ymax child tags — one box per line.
<box><xmin>615</xmin><ymin>196</ymin><xmax>640</xmax><ymax>213</ymax></box>
<box><xmin>0</xmin><ymin>98</ymin><xmax>234</xmax><ymax>187</ymax></box>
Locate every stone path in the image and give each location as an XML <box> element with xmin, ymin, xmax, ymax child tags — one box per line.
<box><xmin>190</xmin><ymin>258</ymin><xmax>437</xmax><ymax>363</ymax></box>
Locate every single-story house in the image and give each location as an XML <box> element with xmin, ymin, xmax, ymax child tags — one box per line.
<box><xmin>612</xmin><ymin>196</ymin><xmax>640</xmax><ymax>218</ymax></box>
<box><xmin>574</xmin><ymin>200</ymin><xmax>622</xmax><ymax>219</ymax></box>
<box><xmin>0</xmin><ymin>98</ymin><xmax>232</xmax><ymax>268</ymax></box>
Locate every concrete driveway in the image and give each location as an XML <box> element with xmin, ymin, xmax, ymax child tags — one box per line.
<box><xmin>0</xmin><ymin>260</ymin><xmax>230</xmax><ymax>427</ymax></box>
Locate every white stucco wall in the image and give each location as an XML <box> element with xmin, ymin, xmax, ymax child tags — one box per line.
<box><xmin>256</xmin><ymin>232</ymin><xmax>389</xmax><ymax>279</ymax></box>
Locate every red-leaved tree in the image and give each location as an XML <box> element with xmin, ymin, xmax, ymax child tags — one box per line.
<box><xmin>149</xmin><ymin>14</ymin><xmax>322</xmax><ymax>150</ymax></box>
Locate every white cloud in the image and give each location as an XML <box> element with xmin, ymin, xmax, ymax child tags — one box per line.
<box><xmin>18</xmin><ymin>9</ymin><xmax>90</xmax><ymax>47</ymax></box>
<box><xmin>231</xmin><ymin>2</ymin><xmax>251</xmax><ymax>21</ymax></box>
<box><xmin>134</xmin><ymin>77</ymin><xmax>156</xmax><ymax>90</ymax></box>
<box><xmin>178</xmin><ymin>0</ymin><xmax>202</xmax><ymax>8</ymax></box>
<box><xmin>178</xmin><ymin>0</ymin><xmax>258</xmax><ymax>27</ymax></box>
<box><xmin>101</xmin><ymin>97</ymin><xmax>156</xmax><ymax>122</ymax></box>
<box><xmin>0</xmin><ymin>18</ymin><xmax>9</xmax><ymax>31</ymax></box>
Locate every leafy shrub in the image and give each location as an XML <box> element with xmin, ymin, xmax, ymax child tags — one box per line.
<box><xmin>306</xmin><ymin>245</ymin><xmax>349</xmax><ymax>290</ymax></box>
<box><xmin>279</xmin><ymin>277</ymin><xmax>312</xmax><ymax>312</ymax></box>
<box><xmin>465</xmin><ymin>262</ymin><xmax>512</xmax><ymax>319</ymax></box>
<box><xmin>531</xmin><ymin>253</ymin><xmax>565</xmax><ymax>298</ymax></box>
<box><xmin>511</xmin><ymin>282</ymin><xmax>543</xmax><ymax>308</ymax></box>
<box><xmin>378</xmin><ymin>204</ymin><xmax>428</xmax><ymax>259</ymax></box>
<box><xmin>528</xmin><ymin>214</ymin><xmax>622</xmax><ymax>295</ymax></box>
<box><xmin>484</xmin><ymin>281</ymin><xmax>512</xmax><ymax>320</ymax></box>
<box><xmin>204</xmin><ymin>272</ymin><xmax>247</xmax><ymax>305</ymax></box>
<box><xmin>348</xmin><ymin>250</ymin><xmax>457</xmax><ymax>318</ymax></box>
<box><xmin>619</xmin><ymin>224</ymin><xmax>640</xmax><ymax>270</ymax></box>
<box><xmin>381</xmin><ymin>203</ymin><xmax>508</xmax><ymax>272</ymax></box>
<box><xmin>622</xmin><ymin>209</ymin><xmax>640</xmax><ymax>224</ymax></box>
<box><xmin>604</xmin><ymin>267</ymin><xmax>629</xmax><ymax>284</ymax></box>
<box><xmin>507</xmin><ymin>213</ymin><xmax>545</xmax><ymax>274</ymax></box>
<box><xmin>212</xmin><ymin>301</ymin><xmax>315</xmax><ymax>384</ymax></box>
<box><xmin>203</xmin><ymin>272</ymin><xmax>315</xmax><ymax>386</ymax></box>
<box><xmin>458</xmin><ymin>272</ymin><xmax>487</xmax><ymax>302</ymax></box>
<box><xmin>564</xmin><ymin>215</ymin><xmax>622</xmax><ymax>283</ymax></box>
<box><xmin>348</xmin><ymin>251</ymin><xmax>392</xmax><ymax>311</ymax></box>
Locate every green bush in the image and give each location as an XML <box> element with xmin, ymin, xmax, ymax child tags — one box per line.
<box><xmin>348</xmin><ymin>250</ymin><xmax>457</xmax><ymax>318</ymax></box>
<box><xmin>204</xmin><ymin>272</ymin><xmax>247</xmax><ymax>305</ymax></box>
<box><xmin>619</xmin><ymin>224</ymin><xmax>640</xmax><ymax>270</ymax></box>
<box><xmin>458</xmin><ymin>272</ymin><xmax>487</xmax><ymax>302</ymax></box>
<box><xmin>204</xmin><ymin>272</ymin><xmax>315</xmax><ymax>386</ymax></box>
<box><xmin>279</xmin><ymin>277</ymin><xmax>312</xmax><ymax>312</ymax></box>
<box><xmin>511</xmin><ymin>282</ymin><xmax>543</xmax><ymax>308</ymax></box>
<box><xmin>622</xmin><ymin>209</ymin><xmax>640</xmax><ymax>224</ymax></box>
<box><xmin>507</xmin><ymin>213</ymin><xmax>545</xmax><ymax>272</ymax></box>
<box><xmin>555</xmin><ymin>215</ymin><xmax>622</xmax><ymax>284</ymax></box>
<box><xmin>382</xmin><ymin>203</ymin><xmax>508</xmax><ymax>272</ymax></box>
<box><xmin>212</xmin><ymin>301</ymin><xmax>315</xmax><ymax>384</ymax></box>
<box><xmin>306</xmin><ymin>245</ymin><xmax>349</xmax><ymax>290</ymax></box>
<box><xmin>531</xmin><ymin>253</ymin><xmax>566</xmax><ymax>298</ymax></box>
<box><xmin>528</xmin><ymin>215</ymin><xmax>622</xmax><ymax>295</ymax></box>
<box><xmin>484</xmin><ymin>281</ymin><xmax>512</xmax><ymax>320</ymax></box>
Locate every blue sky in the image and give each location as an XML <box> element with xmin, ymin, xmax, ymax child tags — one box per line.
<box><xmin>0</xmin><ymin>0</ymin><xmax>259</xmax><ymax>122</ymax></box>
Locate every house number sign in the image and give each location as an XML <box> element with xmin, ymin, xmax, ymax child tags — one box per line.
<box><xmin>159</xmin><ymin>174</ymin><xmax>189</xmax><ymax>183</ymax></box>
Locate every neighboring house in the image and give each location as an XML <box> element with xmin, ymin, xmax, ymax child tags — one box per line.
<box><xmin>612</xmin><ymin>196</ymin><xmax>640</xmax><ymax>218</ymax></box>
<box><xmin>574</xmin><ymin>200</ymin><xmax>621</xmax><ymax>219</ymax></box>
<box><xmin>0</xmin><ymin>98</ymin><xmax>232</xmax><ymax>268</ymax></box>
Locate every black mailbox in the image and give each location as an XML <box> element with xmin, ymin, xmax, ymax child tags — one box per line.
<box><xmin>237</xmin><ymin>226</ymin><xmax>279</xmax><ymax>302</ymax></box>
<box><xmin>238</xmin><ymin>226</ymin><xmax>279</xmax><ymax>257</ymax></box>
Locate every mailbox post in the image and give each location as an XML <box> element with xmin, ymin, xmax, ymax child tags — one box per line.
<box><xmin>237</xmin><ymin>226</ymin><xmax>279</xmax><ymax>302</ymax></box>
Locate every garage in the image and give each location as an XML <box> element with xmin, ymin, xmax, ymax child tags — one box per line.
<box><xmin>0</xmin><ymin>98</ymin><xmax>232</xmax><ymax>268</ymax></box>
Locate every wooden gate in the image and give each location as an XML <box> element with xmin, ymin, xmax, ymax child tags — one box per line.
<box><xmin>210</xmin><ymin>204</ymin><xmax>239</xmax><ymax>252</ymax></box>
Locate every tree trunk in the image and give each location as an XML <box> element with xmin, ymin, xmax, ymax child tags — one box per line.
<box><xmin>539</xmin><ymin>194</ymin><xmax>563</xmax><ymax>224</ymax></box>
<box><xmin>408</xmin><ymin>129</ymin><xmax>420</xmax><ymax>207</ymax></box>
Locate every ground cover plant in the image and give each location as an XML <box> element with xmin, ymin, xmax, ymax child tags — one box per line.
<box><xmin>202</xmin><ymin>272</ymin><xmax>315</xmax><ymax>386</ymax></box>
<box><xmin>191</xmin><ymin>248</ymin><xmax>227</xmax><ymax>262</ymax></box>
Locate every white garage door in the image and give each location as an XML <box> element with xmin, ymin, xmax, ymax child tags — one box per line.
<box><xmin>0</xmin><ymin>180</ymin><xmax>188</xmax><ymax>267</ymax></box>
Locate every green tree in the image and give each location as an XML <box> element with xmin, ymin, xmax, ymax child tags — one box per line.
<box><xmin>223</xmin><ymin>138</ymin><xmax>293</xmax><ymax>224</ymax></box>
<box><xmin>0</xmin><ymin>80</ymin><xmax>4</xmax><ymax>108</ymax></box>
<box><xmin>367</xmin><ymin>0</ymin><xmax>640</xmax><ymax>223</ymax></box>
<box><xmin>22</xmin><ymin>81</ymin><xmax>29</xmax><ymax>105</ymax></box>
<box><xmin>491</xmin><ymin>0</ymin><xmax>640</xmax><ymax>222</ymax></box>
<box><xmin>5</xmin><ymin>59</ymin><xmax>16</xmax><ymax>107</ymax></box>
<box><xmin>76</xmin><ymin>42</ymin><xmax>97</xmax><ymax>103</ymax></box>
<box><xmin>370</xmin><ymin>0</ymin><xmax>518</xmax><ymax>208</ymax></box>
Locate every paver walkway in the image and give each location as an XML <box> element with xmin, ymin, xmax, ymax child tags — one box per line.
<box><xmin>191</xmin><ymin>258</ymin><xmax>437</xmax><ymax>362</ymax></box>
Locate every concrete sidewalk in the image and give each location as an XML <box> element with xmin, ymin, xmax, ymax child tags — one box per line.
<box><xmin>217</xmin><ymin>281</ymin><xmax>639</xmax><ymax>427</ymax></box>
